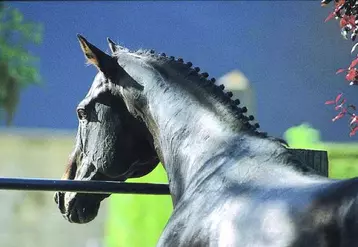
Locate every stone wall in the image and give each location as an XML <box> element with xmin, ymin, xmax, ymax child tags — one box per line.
<box><xmin>0</xmin><ymin>128</ymin><xmax>108</xmax><ymax>247</ymax></box>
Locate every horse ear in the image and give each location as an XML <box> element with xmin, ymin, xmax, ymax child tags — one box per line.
<box><xmin>107</xmin><ymin>37</ymin><xmax>118</xmax><ymax>54</ymax></box>
<box><xmin>77</xmin><ymin>34</ymin><xmax>114</xmax><ymax>73</ymax></box>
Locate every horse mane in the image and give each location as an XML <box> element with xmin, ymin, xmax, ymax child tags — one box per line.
<box><xmin>113</xmin><ymin>47</ymin><xmax>288</xmax><ymax>147</ymax></box>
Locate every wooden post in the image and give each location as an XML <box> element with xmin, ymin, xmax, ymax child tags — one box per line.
<box><xmin>290</xmin><ymin>149</ymin><xmax>329</xmax><ymax>177</ymax></box>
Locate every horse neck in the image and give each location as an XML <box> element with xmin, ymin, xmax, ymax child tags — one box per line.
<box><xmin>137</xmin><ymin>74</ymin><xmax>269</xmax><ymax>205</ymax></box>
<box><xmin>116</xmin><ymin>54</ymin><xmax>292</xmax><ymax>204</ymax></box>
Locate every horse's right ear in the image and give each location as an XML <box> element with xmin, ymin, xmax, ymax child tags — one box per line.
<box><xmin>77</xmin><ymin>34</ymin><xmax>118</xmax><ymax>76</ymax></box>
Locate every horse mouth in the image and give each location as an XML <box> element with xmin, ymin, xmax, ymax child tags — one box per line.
<box><xmin>55</xmin><ymin>191</ymin><xmax>106</xmax><ymax>224</ymax></box>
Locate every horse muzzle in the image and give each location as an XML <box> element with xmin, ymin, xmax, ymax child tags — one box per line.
<box><xmin>54</xmin><ymin>191</ymin><xmax>108</xmax><ymax>224</ymax></box>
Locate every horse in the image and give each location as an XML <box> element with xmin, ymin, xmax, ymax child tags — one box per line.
<box><xmin>55</xmin><ymin>34</ymin><xmax>358</xmax><ymax>247</ymax></box>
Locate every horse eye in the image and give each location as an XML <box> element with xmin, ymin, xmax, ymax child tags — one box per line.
<box><xmin>77</xmin><ymin>109</ymin><xmax>87</xmax><ymax>120</ymax></box>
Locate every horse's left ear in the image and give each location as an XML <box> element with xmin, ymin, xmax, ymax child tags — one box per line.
<box><xmin>77</xmin><ymin>34</ymin><xmax>116</xmax><ymax>75</ymax></box>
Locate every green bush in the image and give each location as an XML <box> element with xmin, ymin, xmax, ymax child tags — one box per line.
<box><xmin>105</xmin><ymin>165</ymin><xmax>172</xmax><ymax>247</ymax></box>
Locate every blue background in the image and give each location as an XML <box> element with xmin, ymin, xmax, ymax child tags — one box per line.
<box><xmin>6</xmin><ymin>1</ymin><xmax>358</xmax><ymax>142</ymax></box>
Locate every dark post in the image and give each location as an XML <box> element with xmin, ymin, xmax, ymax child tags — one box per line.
<box><xmin>290</xmin><ymin>149</ymin><xmax>329</xmax><ymax>177</ymax></box>
<box><xmin>0</xmin><ymin>178</ymin><xmax>170</xmax><ymax>195</ymax></box>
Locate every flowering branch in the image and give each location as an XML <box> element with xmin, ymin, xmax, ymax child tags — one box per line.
<box><xmin>322</xmin><ymin>0</ymin><xmax>358</xmax><ymax>136</ymax></box>
<box><xmin>325</xmin><ymin>93</ymin><xmax>358</xmax><ymax>136</ymax></box>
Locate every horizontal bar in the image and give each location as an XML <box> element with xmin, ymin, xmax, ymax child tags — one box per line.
<box><xmin>0</xmin><ymin>177</ymin><xmax>170</xmax><ymax>195</ymax></box>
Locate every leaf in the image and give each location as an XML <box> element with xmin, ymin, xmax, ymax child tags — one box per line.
<box><xmin>325</xmin><ymin>12</ymin><xmax>336</xmax><ymax>22</ymax></box>
<box><xmin>346</xmin><ymin>69</ymin><xmax>357</xmax><ymax>81</ymax></box>
<box><xmin>335</xmin><ymin>102</ymin><xmax>347</xmax><ymax>111</ymax></box>
<box><xmin>350</xmin><ymin>115</ymin><xmax>358</xmax><ymax>125</ymax></box>
<box><xmin>325</xmin><ymin>100</ymin><xmax>336</xmax><ymax>105</ymax></box>
<box><xmin>321</xmin><ymin>0</ymin><xmax>333</xmax><ymax>7</ymax></box>
<box><xmin>332</xmin><ymin>112</ymin><xmax>345</xmax><ymax>121</ymax></box>
<box><xmin>351</xmin><ymin>43</ymin><xmax>358</xmax><ymax>53</ymax></box>
<box><xmin>350</xmin><ymin>126</ymin><xmax>358</xmax><ymax>136</ymax></box>
<box><xmin>336</xmin><ymin>68</ymin><xmax>346</xmax><ymax>74</ymax></box>
<box><xmin>348</xmin><ymin>15</ymin><xmax>356</xmax><ymax>27</ymax></box>
<box><xmin>0</xmin><ymin>4</ymin><xmax>43</xmax><ymax>125</ymax></box>
<box><xmin>335</xmin><ymin>93</ymin><xmax>344</xmax><ymax>104</ymax></box>
<box><xmin>350</xmin><ymin>58</ymin><xmax>358</xmax><ymax>69</ymax></box>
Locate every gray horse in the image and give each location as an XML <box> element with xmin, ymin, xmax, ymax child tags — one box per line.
<box><xmin>55</xmin><ymin>35</ymin><xmax>358</xmax><ymax>247</ymax></box>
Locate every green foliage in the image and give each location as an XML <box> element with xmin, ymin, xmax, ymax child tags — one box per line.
<box><xmin>284</xmin><ymin>123</ymin><xmax>323</xmax><ymax>150</ymax></box>
<box><xmin>0</xmin><ymin>3</ymin><xmax>43</xmax><ymax>125</ymax></box>
<box><xmin>105</xmin><ymin>164</ymin><xmax>172</xmax><ymax>247</ymax></box>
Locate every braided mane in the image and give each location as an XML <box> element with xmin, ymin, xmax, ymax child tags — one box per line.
<box><xmin>114</xmin><ymin>47</ymin><xmax>288</xmax><ymax>146</ymax></box>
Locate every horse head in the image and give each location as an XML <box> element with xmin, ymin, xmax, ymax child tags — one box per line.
<box><xmin>54</xmin><ymin>35</ymin><xmax>159</xmax><ymax>224</ymax></box>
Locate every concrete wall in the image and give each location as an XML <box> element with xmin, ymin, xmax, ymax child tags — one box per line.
<box><xmin>0</xmin><ymin>129</ymin><xmax>108</xmax><ymax>247</ymax></box>
<box><xmin>217</xmin><ymin>70</ymin><xmax>256</xmax><ymax>118</ymax></box>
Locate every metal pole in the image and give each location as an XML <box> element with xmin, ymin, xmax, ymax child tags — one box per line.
<box><xmin>0</xmin><ymin>177</ymin><xmax>170</xmax><ymax>195</ymax></box>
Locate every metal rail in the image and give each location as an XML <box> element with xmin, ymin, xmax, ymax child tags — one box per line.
<box><xmin>0</xmin><ymin>177</ymin><xmax>170</xmax><ymax>195</ymax></box>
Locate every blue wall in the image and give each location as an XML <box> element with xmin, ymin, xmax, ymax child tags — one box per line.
<box><xmin>7</xmin><ymin>1</ymin><xmax>358</xmax><ymax>142</ymax></box>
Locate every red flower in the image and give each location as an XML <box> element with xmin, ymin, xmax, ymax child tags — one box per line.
<box><xmin>326</xmin><ymin>93</ymin><xmax>349</xmax><ymax>122</ymax></box>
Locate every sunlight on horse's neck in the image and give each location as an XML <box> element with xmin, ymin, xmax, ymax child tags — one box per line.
<box><xmin>140</xmin><ymin>75</ymin><xmax>244</xmax><ymax>203</ymax></box>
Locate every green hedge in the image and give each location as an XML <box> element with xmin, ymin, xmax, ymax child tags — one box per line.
<box><xmin>105</xmin><ymin>165</ymin><xmax>172</xmax><ymax>247</ymax></box>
